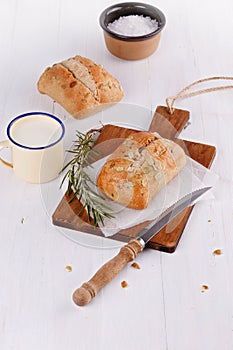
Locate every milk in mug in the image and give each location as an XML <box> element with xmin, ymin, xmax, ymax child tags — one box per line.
<box><xmin>0</xmin><ymin>112</ymin><xmax>65</xmax><ymax>183</ymax></box>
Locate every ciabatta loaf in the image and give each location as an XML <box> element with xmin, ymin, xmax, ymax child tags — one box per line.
<box><xmin>37</xmin><ymin>55</ymin><xmax>124</xmax><ymax>118</ymax></box>
<box><xmin>97</xmin><ymin>132</ymin><xmax>186</xmax><ymax>209</ymax></box>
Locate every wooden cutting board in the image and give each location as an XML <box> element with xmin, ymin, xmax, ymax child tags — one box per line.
<box><xmin>53</xmin><ymin>106</ymin><xmax>216</xmax><ymax>253</ymax></box>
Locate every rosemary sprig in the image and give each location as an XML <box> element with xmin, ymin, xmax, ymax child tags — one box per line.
<box><xmin>60</xmin><ymin>130</ymin><xmax>115</xmax><ymax>227</ymax></box>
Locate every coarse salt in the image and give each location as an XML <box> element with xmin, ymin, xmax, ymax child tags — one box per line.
<box><xmin>107</xmin><ymin>15</ymin><xmax>158</xmax><ymax>37</ymax></box>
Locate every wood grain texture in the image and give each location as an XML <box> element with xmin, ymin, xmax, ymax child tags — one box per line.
<box><xmin>52</xmin><ymin>107</ymin><xmax>216</xmax><ymax>252</ymax></box>
<box><xmin>149</xmin><ymin>105</ymin><xmax>190</xmax><ymax>139</ymax></box>
<box><xmin>72</xmin><ymin>239</ymin><xmax>143</xmax><ymax>306</ymax></box>
<box><xmin>147</xmin><ymin>139</ymin><xmax>216</xmax><ymax>251</ymax></box>
<box><xmin>1</xmin><ymin>0</ymin><xmax>232</xmax><ymax>349</ymax></box>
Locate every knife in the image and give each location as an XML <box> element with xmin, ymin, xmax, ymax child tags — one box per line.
<box><xmin>72</xmin><ymin>186</ymin><xmax>211</xmax><ymax>306</ymax></box>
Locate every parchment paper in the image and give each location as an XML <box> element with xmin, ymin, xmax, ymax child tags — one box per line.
<box><xmin>86</xmin><ymin>155</ymin><xmax>218</xmax><ymax>237</ymax></box>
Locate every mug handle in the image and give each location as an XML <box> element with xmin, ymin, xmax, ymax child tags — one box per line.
<box><xmin>0</xmin><ymin>140</ymin><xmax>13</xmax><ymax>168</ymax></box>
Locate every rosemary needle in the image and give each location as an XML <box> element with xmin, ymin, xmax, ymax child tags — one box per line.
<box><xmin>60</xmin><ymin>130</ymin><xmax>115</xmax><ymax>227</ymax></box>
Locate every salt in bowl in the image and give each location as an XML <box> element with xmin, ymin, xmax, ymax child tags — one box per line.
<box><xmin>99</xmin><ymin>2</ymin><xmax>166</xmax><ymax>60</ymax></box>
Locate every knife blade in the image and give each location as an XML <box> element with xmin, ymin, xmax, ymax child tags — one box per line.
<box><xmin>136</xmin><ymin>186</ymin><xmax>211</xmax><ymax>248</ymax></box>
<box><xmin>72</xmin><ymin>186</ymin><xmax>211</xmax><ymax>306</ymax></box>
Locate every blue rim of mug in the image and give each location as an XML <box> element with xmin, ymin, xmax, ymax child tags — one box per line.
<box><xmin>7</xmin><ymin>112</ymin><xmax>65</xmax><ymax>150</ymax></box>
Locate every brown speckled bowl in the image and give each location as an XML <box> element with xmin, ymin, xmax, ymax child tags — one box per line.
<box><xmin>99</xmin><ymin>2</ymin><xmax>166</xmax><ymax>60</ymax></box>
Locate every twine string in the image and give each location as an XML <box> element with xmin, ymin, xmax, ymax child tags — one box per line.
<box><xmin>166</xmin><ymin>76</ymin><xmax>233</xmax><ymax>114</ymax></box>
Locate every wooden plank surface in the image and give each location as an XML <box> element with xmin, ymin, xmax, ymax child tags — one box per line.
<box><xmin>1</xmin><ymin>1</ymin><xmax>232</xmax><ymax>350</ymax></box>
<box><xmin>52</xmin><ymin>106</ymin><xmax>216</xmax><ymax>252</ymax></box>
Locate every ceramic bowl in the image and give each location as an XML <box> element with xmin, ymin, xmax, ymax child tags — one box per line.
<box><xmin>99</xmin><ymin>2</ymin><xmax>166</xmax><ymax>60</ymax></box>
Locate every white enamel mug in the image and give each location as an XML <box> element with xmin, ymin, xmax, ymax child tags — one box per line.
<box><xmin>0</xmin><ymin>112</ymin><xmax>65</xmax><ymax>183</ymax></box>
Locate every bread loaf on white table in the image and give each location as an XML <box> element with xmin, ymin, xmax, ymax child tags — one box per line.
<box><xmin>37</xmin><ymin>55</ymin><xmax>124</xmax><ymax>118</ymax></box>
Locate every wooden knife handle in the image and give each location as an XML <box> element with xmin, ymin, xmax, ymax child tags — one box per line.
<box><xmin>72</xmin><ymin>239</ymin><xmax>144</xmax><ymax>306</ymax></box>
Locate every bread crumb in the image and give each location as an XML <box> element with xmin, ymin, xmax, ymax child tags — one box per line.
<box><xmin>213</xmin><ymin>249</ymin><xmax>222</xmax><ymax>255</ymax></box>
<box><xmin>65</xmin><ymin>265</ymin><xmax>72</xmax><ymax>272</ymax></box>
<box><xmin>131</xmin><ymin>262</ymin><xmax>140</xmax><ymax>269</ymax></box>
<box><xmin>121</xmin><ymin>281</ymin><xmax>128</xmax><ymax>288</ymax></box>
<box><xmin>201</xmin><ymin>285</ymin><xmax>209</xmax><ymax>293</ymax></box>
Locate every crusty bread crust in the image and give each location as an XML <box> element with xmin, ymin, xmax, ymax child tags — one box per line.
<box><xmin>62</xmin><ymin>57</ymin><xmax>98</xmax><ymax>99</ymax></box>
<box><xmin>76</xmin><ymin>55</ymin><xmax>123</xmax><ymax>104</ymax></box>
<box><xmin>97</xmin><ymin>132</ymin><xmax>187</xmax><ymax>210</ymax></box>
<box><xmin>38</xmin><ymin>64</ymin><xmax>99</xmax><ymax>116</ymax></box>
<box><xmin>37</xmin><ymin>55</ymin><xmax>124</xmax><ymax>118</ymax></box>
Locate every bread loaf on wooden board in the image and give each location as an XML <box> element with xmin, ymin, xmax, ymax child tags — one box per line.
<box><xmin>37</xmin><ymin>55</ymin><xmax>124</xmax><ymax>118</ymax></box>
<box><xmin>97</xmin><ymin>131</ymin><xmax>186</xmax><ymax>209</ymax></box>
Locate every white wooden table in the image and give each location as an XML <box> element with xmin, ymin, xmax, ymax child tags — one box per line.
<box><xmin>1</xmin><ymin>0</ymin><xmax>233</xmax><ymax>349</ymax></box>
